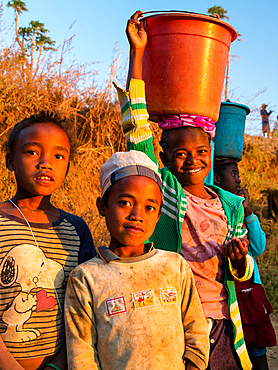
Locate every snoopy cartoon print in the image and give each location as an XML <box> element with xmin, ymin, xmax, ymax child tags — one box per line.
<box><xmin>0</xmin><ymin>244</ymin><xmax>64</xmax><ymax>343</ymax></box>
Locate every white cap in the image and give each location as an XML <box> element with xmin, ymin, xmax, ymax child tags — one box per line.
<box><xmin>100</xmin><ymin>150</ymin><xmax>162</xmax><ymax>196</ymax></box>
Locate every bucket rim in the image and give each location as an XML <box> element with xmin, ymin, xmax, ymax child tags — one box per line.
<box><xmin>141</xmin><ymin>10</ymin><xmax>237</xmax><ymax>42</ymax></box>
<box><xmin>220</xmin><ymin>101</ymin><xmax>251</xmax><ymax>115</ymax></box>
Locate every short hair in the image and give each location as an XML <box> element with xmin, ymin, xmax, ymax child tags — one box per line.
<box><xmin>6</xmin><ymin>111</ymin><xmax>78</xmax><ymax>160</ymax></box>
<box><xmin>213</xmin><ymin>162</ymin><xmax>233</xmax><ymax>177</ymax></box>
<box><xmin>159</xmin><ymin>126</ymin><xmax>210</xmax><ymax>153</ymax></box>
<box><xmin>102</xmin><ymin>186</ymin><xmax>112</xmax><ymax>207</ymax></box>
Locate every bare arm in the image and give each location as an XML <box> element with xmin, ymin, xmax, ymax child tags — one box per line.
<box><xmin>126</xmin><ymin>11</ymin><xmax>147</xmax><ymax>89</ymax></box>
<box><xmin>0</xmin><ymin>336</ymin><xmax>24</xmax><ymax>370</ymax></box>
<box><xmin>44</xmin><ymin>343</ymin><xmax>67</xmax><ymax>370</ymax></box>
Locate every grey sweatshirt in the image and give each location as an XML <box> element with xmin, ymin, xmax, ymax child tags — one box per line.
<box><xmin>65</xmin><ymin>248</ymin><xmax>209</xmax><ymax>370</ymax></box>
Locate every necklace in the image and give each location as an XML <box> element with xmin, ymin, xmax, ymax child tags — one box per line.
<box><xmin>8</xmin><ymin>199</ymin><xmax>62</xmax><ymax>313</ymax></box>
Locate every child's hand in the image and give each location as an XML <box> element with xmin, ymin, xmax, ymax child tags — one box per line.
<box><xmin>223</xmin><ymin>237</ymin><xmax>249</xmax><ymax>260</ymax></box>
<box><xmin>126</xmin><ymin>11</ymin><xmax>147</xmax><ymax>52</ymax></box>
<box><xmin>238</xmin><ymin>188</ymin><xmax>252</xmax><ymax>217</ymax></box>
<box><xmin>126</xmin><ymin>11</ymin><xmax>147</xmax><ymax>87</ymax></box>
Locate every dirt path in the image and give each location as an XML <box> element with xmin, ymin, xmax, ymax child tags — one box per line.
<box><xmin>267</xmin><ymin>313</ymin><xmax>278</xmax><ymax>369</ymax></box>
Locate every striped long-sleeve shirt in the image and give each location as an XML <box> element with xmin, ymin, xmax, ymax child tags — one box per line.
<box><xmin>0</xmin><ymin>209</ymin><xmax>95</xmax><ymax>363</ymax></box>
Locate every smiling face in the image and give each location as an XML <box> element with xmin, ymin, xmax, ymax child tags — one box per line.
<box><xmin>6</xmin><ymin>123</ymin><xmax>70</xmax><ymax>199</ymax></box>
<box><xmin>160</xmin><ymin>127</ymin><xmax>211</xmax><ymax>196</ymax></box>
<box><xmin>214</xmin><ymin>163</ymin><xmax>241</xmax><ymax>195</ymax></box>
<box><xmin>97</xmin><ymin>176</ymin><xmax>162</xmax><ymax>257</ymax></box>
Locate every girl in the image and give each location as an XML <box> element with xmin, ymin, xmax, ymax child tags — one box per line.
<box><xmin>114</xmin><ymin>11</ymin><xmax>254</xmax><ymax>370</ymax></box>
<box><xmin>214</xmin><ymin>159</ymin><xmax>276</xmax><ymax>370</ymax></box>
<box><xmin>0</xmin><ymin>111</ymin><xmax>95</xmax><ymax>370</ymax></box>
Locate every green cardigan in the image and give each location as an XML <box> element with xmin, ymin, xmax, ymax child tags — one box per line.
<box><xmin>114</xmin><ymin>79</ymin><xmax>253</xmax><ymax>370</ymax></box>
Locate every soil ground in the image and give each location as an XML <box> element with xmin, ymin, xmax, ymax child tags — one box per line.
<box><xmin>267</xmin><ymin>313</ymin><xmax>278</xmax><ymax>369</ymax></box>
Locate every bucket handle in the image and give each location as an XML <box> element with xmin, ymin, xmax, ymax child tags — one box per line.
<box><xmin>141</xmin><ymin>10</ymin><xmax>220</xmax><ymax>19</ymax></box>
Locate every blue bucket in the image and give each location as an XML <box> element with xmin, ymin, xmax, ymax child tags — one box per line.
<box><xmin>214</xmin><ymin>101</ymin><xmax>250</xmax><ymax>161</ymax></box>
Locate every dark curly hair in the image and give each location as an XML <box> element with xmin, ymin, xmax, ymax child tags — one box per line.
<box><xmin>213</xmin><ymin>162</ymin><xmax>234</xmax><ymax>178</ymax></box>
<box><xmin>6</xmin><ymin>111</ymin><xmax>78</xmax><ymax>160</ymax></box>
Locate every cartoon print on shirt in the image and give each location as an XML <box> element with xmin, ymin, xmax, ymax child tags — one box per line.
<box><xmin>105</xmin><ymin>296</ymin><xmax>127</xmax><ymax>316</ymax></box>
<box><xmin>132</xmin><ymin>289</ymin><xmax>155</xmax><ymax>309</ymax></box>
<box><xmin>0</xmin><ymin>244</ymin><xmax>64</xmax><ymax>343</ymax></box>
<box><xmin>182</xmin><ymin>216</ymin><xmax>227</xmax><ymax>280</ymax></box>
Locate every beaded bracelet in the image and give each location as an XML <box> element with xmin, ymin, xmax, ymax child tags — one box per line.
<box><xmin>45</xmin><ymin>364</ymin><xmax>61</xmax><ymax>370</ymax></box>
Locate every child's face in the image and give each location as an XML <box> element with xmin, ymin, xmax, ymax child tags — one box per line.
<box><xmin>161</xmin><ymin>129</ymin><xmax>211</xmax><ymax>188</ymax></box>
<box><xmin>98</xmin><ymin>176</ymin><xmax>162</xmax><ymax>254</ymax></box>
<box><xmin>7</xmin><ymin>123</ymin><xmax>70</xmax><ymax>198</ymax></box>
<box><xmin>215</xmin><ymin>163</ymin><xmax>241</xmax><ymax>195</ymax></box>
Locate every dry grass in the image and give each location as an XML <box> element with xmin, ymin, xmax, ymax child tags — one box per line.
<box><xmin>239</xmin><ymin>135</ymin><xmax>278</xmax><ymax>201</ymax></box>
<box><xmin>0</xmin><ymin>22</ymin><xmax>277</xmax><ymax>310</ymax></box>
<box><xmin>239</xmin><ymin>135</ymin><xmax>278</xmax><ymax>310</ymax></box>
<box><xmin>0</xmin><ymin>27</ymin><xmax>127</xmax><ymax>244</ymax></box>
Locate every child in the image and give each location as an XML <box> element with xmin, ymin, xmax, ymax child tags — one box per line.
<box><xmin>214</xmin><ymin>159</ymin><xmax>277</xmax><ymax>370</ymax></box>
<box><xmin>0</xmin><ymin>111</ymin><xmax>95</xmax><ymax>370</ymax></box>
<box><xmin>113</xmin><ymin>11</ymin><xmax>255</xmax><ymax>370</ymax></box>
<box><xmin>65</xmin><ymin>150</ymin><xmax>210</xmax><ymax>370</ymax></box>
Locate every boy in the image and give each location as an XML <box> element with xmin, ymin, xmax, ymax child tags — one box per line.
<box><xmin>65</xmin><ymin>150</ymin><xmax>209</xmax><ymax>370</ymax></box>
<box><xmin>0</xmin><ymin>111</ymin><xmax>95</xmax><ymax>370</ymax></box>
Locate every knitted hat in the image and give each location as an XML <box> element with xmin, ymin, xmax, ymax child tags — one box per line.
<box><xmin>100</xmin><ymin>150</ymin><xmax>162</xmax><ymax>196</ymax></box>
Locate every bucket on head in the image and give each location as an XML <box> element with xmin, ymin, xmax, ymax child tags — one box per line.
<box><xmin>214</xmin><ymin>101</ymin><xmax>250</xmax><ymax>161</ymax></box>
<box><xmin>141</xmin><ymin>11</ymin><xmax>237</xmax><ymax>122</ymax></box>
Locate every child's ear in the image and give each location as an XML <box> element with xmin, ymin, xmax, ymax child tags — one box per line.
<box><xmin>96</xmin><ymin>197</ymin><xmax>106</xmax><ymax>217</ymax></box>
<box><xmin>159</xmin><ymin>151</ymin><xmax>168</xmax><ymax>166</ymax></box>
<box><xmin>5</xmin><ymin>153</ymin><xmax>15</xmax><ymax>171</ymax></box>
<box><xmin>214</xmin><ymin>173</ymin><xmax>221</xmax><ymax>186</ymax></box>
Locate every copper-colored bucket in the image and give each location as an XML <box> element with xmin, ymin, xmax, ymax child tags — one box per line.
<box><xmin>142</xmin><ymin>11</ymin><xmax>237</xmax><ymax>121</ymax></box>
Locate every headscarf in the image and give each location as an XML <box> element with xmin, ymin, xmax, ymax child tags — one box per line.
<box><xmin>158</xmin><ymin>114</ymin><xmax>216</xmax><ymax>139</ymax></box>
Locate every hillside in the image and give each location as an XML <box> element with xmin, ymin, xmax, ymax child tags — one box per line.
<box><xmin>1</xmin><ymin>118</ymin><xmax>278</xmax><ymax>366</ymax></box>
<box><xmin>240</xmin><ymin>135</ymin><xmax>278</xmax><ymax>304</ymax></box>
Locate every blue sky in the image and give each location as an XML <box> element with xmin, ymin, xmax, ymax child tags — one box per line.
<box><xmin>2</xmin><ymin>0</ymin><xmax>278</xmax><ymax>135</ymax></box>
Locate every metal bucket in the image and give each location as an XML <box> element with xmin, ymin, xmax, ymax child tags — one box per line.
<box><xmin>142</xmin><ymin>11</ymin><xmax>237</xmax><ymax>121</ymax></box>
<box><xmin>214</xmin><ymin>101</ymin><xmax>250</xmax><ymax>161</ymax></box>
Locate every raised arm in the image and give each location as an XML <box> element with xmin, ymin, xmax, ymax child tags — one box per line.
<box><xmin>113</xmin><ymin>11</ymin><xmax>157</xmax><ymax>165</ymax></box>
<box><xmin>126</xmin><ymin>11</ymin><xmax>147</xmax><ymax>89</ymax></box>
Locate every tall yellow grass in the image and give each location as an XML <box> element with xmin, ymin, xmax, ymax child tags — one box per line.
<box><xmin>239</xmin><ymin>135</ymin><xmax>278</xmax><ymax>309</ymax></box>
<box><xmin>0</xmin><ymin>28</ymin><xmax>277</xmax><ymax>309</ymax></box>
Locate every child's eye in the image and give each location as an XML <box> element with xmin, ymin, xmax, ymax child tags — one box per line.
<box><xmin>120</xmin><ymin>200</ymin><xmax>131</xmax><ymax>207</ymax></box>
<box><xmin>198</xmin><ymin>149</ymin><xmax>208</xmax><ymax>154</ymax></box>
<box><xmin>26</xmin><ymin>150</ymin><xmax>38</xmax><ymax>156</ymax></box>
<box><xmin>55</xmin><ymin>154</ymin><xmax>65</xmax><ymax>160</ymax></box>
<box><xmin>175</xmin><ymin>152</ymin><xmax>187</xmax><ymax>158</ymax></box>
<box><xmin>146</xmin><ymin>205</ymin><xmax>156</xmax><ymax>212</ymax></box>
